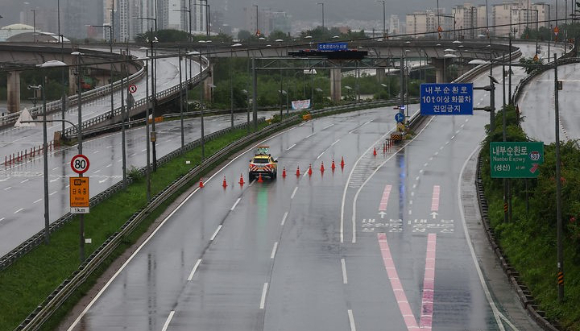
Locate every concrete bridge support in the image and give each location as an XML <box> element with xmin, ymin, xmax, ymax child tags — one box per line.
<box><xmin>330</xmin><ymin>68</ymin><xmax>342</xmax><ymax>103</ymax></box>
<box><xmin>203</xmin><ymin>63</ymin><xmax>215</xmax><ymax>102</ymax></box>
<box><xmin>431</xmin><ymin>58</ymin><xmax>446</xmax><ymax>83</ymax></box>
<box><xmin>7</xmin><ymin>71</ymin><xmax>21</xmax><ymax>113</ymax></box>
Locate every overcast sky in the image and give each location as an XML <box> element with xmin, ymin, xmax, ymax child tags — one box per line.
<box><xmin>0</xmin><ymin>0</ymin><xmax>525</xmax><ymax>30</ymax></box>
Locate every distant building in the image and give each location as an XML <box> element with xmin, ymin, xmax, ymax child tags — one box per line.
<box><xmin>492</xmin><ymin>1</ymin><xmax>549</xmax><ymax>38</ymax></box>
<box><xmin>452</xmin><ymin>3</ymin><xmax>487</xmax><ymax>39</ymax></box>
<box><xmin>389</xmin><ymin>15</ymin><xmax>401</xmax><ymax>36</ymax></box>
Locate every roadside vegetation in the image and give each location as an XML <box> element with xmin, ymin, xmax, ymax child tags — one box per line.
<box><xmin>480</xmin><ymin>105</ymin><xmax>580</xmax><ymax>330</ymax></box>
<box><xmin>0</xmin><ymin>120</ymin><xmax>271</xmax><ymax>331</ymax></box>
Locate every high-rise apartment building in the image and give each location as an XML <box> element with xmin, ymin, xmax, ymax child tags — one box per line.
<box><xmin>452</xmin><ymin>4</ymin><xmax>487</xmax><ymax>39</ymax></box>
<box><xmin>492</xmin><ymin>0</ymin><xmax>549</xmax><ymax>38</ymax></box>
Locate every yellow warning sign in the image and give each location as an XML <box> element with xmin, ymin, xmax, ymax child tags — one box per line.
<box><xmin>70</xmin><ymin>177</ymin><xmax>89</xmax><ymax>208</ymax></box>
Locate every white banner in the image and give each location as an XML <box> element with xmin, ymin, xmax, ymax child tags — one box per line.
<box><xmin>291</xmin><ymin>99</ymin><xmax>311</xmax><ymax>110</ymax></box>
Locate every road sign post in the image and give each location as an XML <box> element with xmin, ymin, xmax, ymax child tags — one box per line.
<box><xmin>490</xmin><ymin>142</ymin><xmax>544</xmax><ymax>178</ymax></box>
<box><xmin>420</xmin><ymin>83</ymin><xmax>474</xmax><ymax>115</ymax></box>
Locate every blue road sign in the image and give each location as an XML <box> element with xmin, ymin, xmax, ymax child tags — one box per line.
<box><xmin>395</xmin><ymin>112</ymin><xmax>405</xmax><ymax>123</ymax></box>
<box><xmin>317</xmin><ymin>42</ymin><xmax>348</xmax><ymax>51</ymax></box>
<box><xmin>420</xmin><ymin>83</ymin><xmax>473</xmax><ymax>115</ymax></box>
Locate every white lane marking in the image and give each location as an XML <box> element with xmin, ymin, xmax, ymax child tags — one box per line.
<box><xmin>106</xmin><ymin>164</ymin><xmax>112</xmax><ymax>168</ymax></box>
<box><xmin>331</xmin><ymin>139</ymin><xmax>340</xmax><ymax>147</ymax></box>
<box><xmin>260</xmin><ymin>283</ymin><xmax>269</xmax><ymax>309</ymax></box>
<box><xmin>20</xmin><ymin>179</ymin><xmax>29</xmax><ymax>183</ymax></box>
<box><xmin>306</xmin><ymin>133</ymin><xmax>315</xmax><ymax>139</ymax></box>
<box><xmin>33</xmin><ymin>199</ymin><xmax>42</xmax><ymax>204</ymax></box>
<box><xmin>4</xmin><ymin>187</ymin><xmax>11</xmax><ymax>191</ymax></box>
<box><xmin>210</xmin><ymin>225</ymin><xmax>222</xmax><ymax>241</ymax></box>
<box><xmin>323</xmin><ymin>124</ymin><xmax>335</xmax><ymax>130</ymax></box>
<box><xmin>317</xmin><ymin>151</ymin><xmax>325</xmax><ymax>159</ymax></box>
<box><xmin>287</xmin><ymin>143</ymin><xmax>296</xmax><ymax>151</ymax></box>
<box><xmin>99</xmin><ymin>178</ymin><xmax>108</xmax><ymax>184</ymax></box>
<box><xmin>291</xmin><ymin>187</ymin><xmax>298</xmax><ymax>199</ymax></box>
<box><xmin>342</xmin><ymin>116</ymin><xmax>436</xmax><ymax>244</ymax></box>
<box><xmin>348</xmin><ymin>309</ymin><xmax>356</xmax><ymax>331</ymax></box>
<box><xmin>93</xmin><ymin>150</ymin><xmax>99</xmax><ymax>154</ymax></box>
<box><xmin>161</xmin><ymin>310</ymin><xmax>175</xmax><ymax>331</ymax></box>
<box><xmin>188</xmin><ymin>259</ymin><xmax>202</xmax><ymax>281</ymax></box>
<box><xmin>281</xmin><ymin>212</ymin><xmax>288</xmax><ymax>226</ymax></box>
<box><xmin>49</xmin><ymin>191</ymin><xmax>57</xmax><ymax>196</ymax></box>
<box><xmin>423</xmin><ymin>163</ymin><xmax>428</xmax><ymax>167</ymax></box>
<box><xmin>458</xmin><ymin>146</ymin><xmax>516</xmax><ymax>331</ymax></box>
<box><xmin>94</xmin><ymin>170</ymin><xmax>101</xmax><ymax>174</ymax></box>
<box><xmin>231</xmin><ymin>198</ymin><xmax>241</xmax><ymax>211</ymax></box>
<box><xmin>14</xmin><ymin>208</ymin><xmax>23</xmax><ymax>214</ymax></box>
<box><xmin>67</xmin><ymin>125</ymin><xmax>301</xmax><ymax>330</ymax></box>
<box><xmin>270</xmin><ymin>242</ymin><xmax>278</xmax><ymax>259</ymax></box>
<box><xmin>415</xmin><ymin>176</ymin><xmax>420</xmax><ymax>181</ymax></box>
<box><xmin>0</xmin><ymin>218</ymin><xmax>4</xmax><ymax>222</ymax></box>
<box><xmin>52</xmin><ymin>167</ymin><xmax>58</xmax><ymax>171</ymax></box>
<box><xmin>341</xmin><ymin>258</ymin><xmax>348</xmax><ymax>284</ymax></box>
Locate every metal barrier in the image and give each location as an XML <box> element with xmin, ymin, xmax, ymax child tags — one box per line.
<box><xmin>61</xmin><ymin>56</ymin><xmax>210</xmax><ymax>139</ymax></box>
<box><xmin>14</xmin><ymin>100</ymin><xmax>391</xmax><ymax>330</ymax></box>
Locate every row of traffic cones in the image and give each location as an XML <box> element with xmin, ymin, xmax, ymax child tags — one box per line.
<box><xmin>197</xmin><ymin>157</ymin><xmax>347</xmax><ymax>188</ymax></box>
<box><xmin>372</xmin><ymin>140</ymin><xmax>396</xmax><ymax>157</ymax></box>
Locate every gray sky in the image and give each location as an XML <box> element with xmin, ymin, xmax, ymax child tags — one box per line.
<box><xmin>0</xmin><ymin>0</ymin><xmax>528</xmax><ymax>31</ymax></box>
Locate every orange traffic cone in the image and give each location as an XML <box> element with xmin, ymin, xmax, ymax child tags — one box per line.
<box><xmin>296</xmin><ymin>166</ymin><xmax>301</xmax><ymax>176</ymax></box>
<box><xmin>320</xmin><ymin>161</ymin><xmax>325</xmax><ymax>172</ymax></box>
<box><xmin>199</xmin><ymin>178</ymin><xmax>204</xmax><ymax>188</ymax></box>
<box><xmin>258</xmin><ymin>173</ymin><xmax>264</xmax><ymax>183</ymax></box>
<box><xmin>282</xmin><ymin>167</ymin><xmax>287</xmax><ymax>178</ymax></box>
<box><xmin>308</xmin><ymin>164</ymin><xmax>313</xmax><ymax>176</ymax></box>
<box><xmin>239</xmin><ymin>173</ymin><xmax>245</xmax><ymax>185</ymax></box>
<box><xmin>222</xmin><ymin>176</ymin><xmax>228</xmax><ymax>188</ymax></box>
<box><xmin>373</xmin><ymin>147</ymin><xmax>377</xmax><ymax>156</ymax></box>
<box><xmin>340</xmin><ymin>157</ymin><xmax>345</xmax><ymax>169</ymax></box>
<box><xmin>331</xmin><ymin>159</ymin><xmax>336</xmax><ymax>171</ymax></box>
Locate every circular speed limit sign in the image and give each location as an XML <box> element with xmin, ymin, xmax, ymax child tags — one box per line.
<box><xmin>71</xmin><ymin>154</ymin><xmax>90</xmax><ymax>174</ymax></box>
<box><xmin>128</xmin><ymin>84</ymin><xmax>137</xmax><ymax>94</ymax></box>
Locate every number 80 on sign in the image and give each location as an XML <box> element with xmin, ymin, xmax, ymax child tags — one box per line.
<box><xmin>71</xmin><ymin>154</ymin><xmax>90</xmax><ymax>174</ymax></box>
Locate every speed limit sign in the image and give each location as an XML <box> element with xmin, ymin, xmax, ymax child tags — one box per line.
<box><xmin>71</xmin><ymin>154</ymin><xmax>90</xmax><ymax>174</ymax></box>
<box><xmin>129</xmin><ymin>84</ymin><xmax>137</xmax><ymax>94</ymax></box>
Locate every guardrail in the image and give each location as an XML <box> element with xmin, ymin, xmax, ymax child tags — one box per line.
<box><xmin>512</xmin><ymin>56</ymin><xmax>580</xmax><ymax>105</ymax></box>
<box><xmin>0</xmin><ymin>58</ymin><xmax>145</xmax><ymax>130</ymax></box>
<box><xmin>61</xmin><ymin>56</ymin><xmax>210</xmax><ymax>139</ymax></box>
<box><xmin>13</xmin><ymin>100</ymin><xmax>395</xmax><ymax>330</ymax></box>
<box><xmin>475</xmin><ymin>154</ymin><xmax>560</xmax><ymax>331</ymax></box>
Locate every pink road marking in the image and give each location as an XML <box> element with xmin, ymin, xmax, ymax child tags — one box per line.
<box><xmin>378</xmin><ymin>233</ymin><xmax>420</xmax><ymax>330</ymax></box>
<box><xmin>431</xmin><ymin>185</ymin><xmax>440</xmax><ymax>212</ymax></box>
<box><xmin>420</xmin><ymin>233</ymin><xmax>437</xmax><ymax>330</ymax></box>
<box><xmin>379</xmin><ymin>185</ymin><xmax>392</xmax><ymax>211</ymax></box>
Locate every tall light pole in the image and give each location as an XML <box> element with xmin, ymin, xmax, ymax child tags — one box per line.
<box><xmin>436</xmin><ymin>0</ymin><xmax>440</xmax><ymax>39</ymax></box>
<box><xmin>29</xmin><ymin>61</ymin><xmax>67</xmax><ymax>246</ymax></box>
<box><xmin>254</xmin><ymin>4</ymin><xmax>259</xmax><ymax>36</ymax></box>
<box><xmin>377</xmin><ymin>1</ymin><xmax>386</xmax><ymax>39</ymax></box>
<box><xmin>138</xmin><ymin>16</ymin><xmax>158</xmax><ymax>171</ymax></box>
<box><xmin>31</xmin><ymin>9</ymin><xmax>36</xmax><ymax>42</ymax></box>
<box><xmin>87</xmin><ymin>24</ymin><xmax>114</xmax><ymax>127</ymax></box>
<box><xmin>554</xmin><ymin>53</ymin><xmax>564</xmax><ymax>302</ymax></box>
<box><xmin>138</xmin><ymin>50</ymin><xmax>151</xmax><ymax>201</ymax></box>
<box><xmin>230</xmin><ymin>43</ymin><xmax>242</xmax><ymax>128</ymax></box>
<box><xmin>317</xmin><ymin>2</ymin><xmax>325</xmax><ymax>29</ymax></box>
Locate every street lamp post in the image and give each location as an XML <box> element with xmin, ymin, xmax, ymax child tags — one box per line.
<box><xmin>317</xmin><ymin>2</ymin><xmax>325</xmax><ymax>30</ymax></box>
<box><xmin>137</xmin><ymin>17</ymin><xmax>158</xmax><ymax>170</ymax></box>
<box><xmin>376</xmin><ymin>1</ymin><xmax>386</xmax><ymax>39</ymax></box>
<box><xmin>139</xmin><ymin>51</ymin><xmax>152</xmax><ymax>201</ymax></box>
<box><xmin>230</xmin><ymin>43</ymin><xmax>242</xmax><ymax>128</ymax></box>
<box><xmin>87</xmin><ymin>24</ymin><xmax>114</xmax><ymax>128</ymax></box>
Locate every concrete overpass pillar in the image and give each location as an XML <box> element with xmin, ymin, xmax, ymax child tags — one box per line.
<box><xmin>203</xmin><ymin>63</ymin><xmax>214</xmax><ymax>102</ymax></box>
<box><xmin>431</xmin><ymin>58</ymin><xmax>445</xmax><ymax>83</ymax></box>
<box><xmin>330</xmin><ymin>68</ymin><xmax>342</xmax><ymax>103</ymax></box>
<box><xmin>69</xmin><ymin>67</ymin><xmax>77</xmax><ymax>95</ymax></box>
<box><xmin>7</xmin><ymin>71</ymin><xmax>21</xmax><ymax>113</ymax></box>
<box><xmin>376</xmin><ymin>68</ymin><xmax>386</xmax><ymax>83</ymax></box>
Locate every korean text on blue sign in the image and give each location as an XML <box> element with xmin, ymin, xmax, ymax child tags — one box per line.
<box><xmin>420</xmin><ymin>83</ymin><xmax>474</xmax><ymax>115</ymax></box>
<box><xmin>317</xmin><ymin>42</ymin><xmax>348</xmax><ymax>51</ymax></box>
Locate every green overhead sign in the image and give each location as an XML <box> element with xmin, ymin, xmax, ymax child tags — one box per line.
<box><xmin>490</xmin><ymin>142</ymin><xmax>544</xmax><ymax>178</ymax></box>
